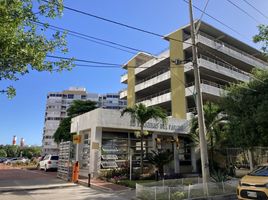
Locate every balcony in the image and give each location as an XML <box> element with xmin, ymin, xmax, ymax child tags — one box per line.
<box><xmin>119</xmin><ymin>89</ymin><xmax>127</xmax><ymax>99</ymax></box>
<box><xmin>135</xmin><ymin>70</ymin><xmax>170</xmax><ymax>92</ymax></box>
<box><xmin>185</xmin><ymin>55</ymin><xmax>250</xmax><ymax>82</ymax></box>
<box><xmin>121</xmin><ymin>72</ymin><xmax>128</xmax><ymax>84</ymax></box>
<box><xmin>135</xmin><ymin>49</ymin><xmax>170</xmax><ymax>75</ymax></box>
<box><xmin>186</xmin><ymin>79</ymin><xmax>226</xmax><ymax>98</ymax></box>
<box><xmin>136</xmin><ymin>89</ymin><xmax>171</xmax><ymax>107</ymax></box>
<box><xmin>184</xmin><ymin>33</ymin><xmax>267</xmax><ymax>69</ymax></box>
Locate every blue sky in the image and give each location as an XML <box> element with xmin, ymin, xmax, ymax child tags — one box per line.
<box><xmin>0</xmin><ymin>0</ymin><xmax>267</xmax><ymax>146</ymax></box>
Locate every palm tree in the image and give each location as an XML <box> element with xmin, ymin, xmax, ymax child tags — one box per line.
<box><xmin>147</xmin><ymin>150</ymin><xmax>173</xmax><ymax>178</ymax></box>
<box><xmin>121</xmin><ymin>103</ymin><xmax>167</xmax><ymax>174</ymax></box>
<box><xmin>190</xmin><ymin>102</ymin><xmax>227</xmax><ymax>167</ymax></box>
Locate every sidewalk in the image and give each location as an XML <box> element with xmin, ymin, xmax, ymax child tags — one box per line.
<box><xmin>78</xmin><ymin>178</ymin><xmax>132</xmax><ymax>192</ymax></box>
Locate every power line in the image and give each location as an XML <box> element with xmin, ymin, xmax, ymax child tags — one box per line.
<box><xmin>195</xmin><ymin>0</ymin><xmax>210</xmax><ymax>34</ymax></box>
<box><xmin>47</xmin><ymin>56</ymin><xmax>181</xmax><ymax>69</ymax></box>
<box><xmin>34</xmin><ymin>21</ymin><xmax>143</xmax><ymax>55</ymax></box>
<box><xmin>226</xmin><ymin>0</ymin><xmax>261</xmax><ymax>24</ymax></box>
<box><xmin>241</xmin><ymin>0</ymin><xmax>268</xmax><ymax>20</ymax></box>
<box><xmin>40</xmin><ymin>0</ymin><xmax>192</xmax><ymax>45</ymax></box>
<box><xmin>182</xmin><ymin>0</ymin><xmax>245</xmax><ymax>37</ymax></box>
<box><xmin>46</xmin><ymin>55</ymin><xmax>121</xmax><ymax>66</ymax></box>
<box><xmin>35</xmin><ymin>21</ymin><xmax>172</xmax><ymax>60</ymax></box>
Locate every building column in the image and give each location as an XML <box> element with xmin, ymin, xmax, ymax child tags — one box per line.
<box><xmin>89</xmin><ymin>127</ymin><xmax>102</xmax><ymax>178</ymax></box>
<box><xmin>168</xmin><ymin>29</ymin><xmax>187</xmax><ymax>119</ymax></box>
<box><xmin>127</xmin><ymin>60</ymin><xmax>136</xmax><ymax>107</ymax></box>
<box><xmin>173</xmin><ymin>135</ymin><xmax>180</xmax><ymax>174</ymax></box>
<box><xmin>152</xmin><ymin>132</ymin><xmax>158</xmax><ymax>151</ymax></box>
<box><xmin>191</xmin><ymin>146</ymin><xmax>197</xmax><ymax>173</ymax></box>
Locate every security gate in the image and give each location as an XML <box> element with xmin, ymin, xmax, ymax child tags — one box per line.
<box><xmin>57</xmin><ymin>141</ymin><xmax>74</xmax><ymax>181</ymax></box>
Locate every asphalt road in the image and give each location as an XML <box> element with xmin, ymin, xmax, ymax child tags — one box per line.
<box><xmin>0</xmin><ymin>164</ymin><xmax>135</xmax><ymax>200</ymax></box>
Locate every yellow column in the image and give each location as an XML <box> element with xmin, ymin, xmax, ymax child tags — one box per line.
<box><xmin>169</xmin><ymin>29</ymin><xmax>186</xmax><ymax>119</ymax></box>
<box><xmin>127</xmin><ymin>60</ymin><xmax>136</xmax><ymax>107</ymax></box>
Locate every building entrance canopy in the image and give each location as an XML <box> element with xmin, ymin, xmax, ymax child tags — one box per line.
<box><xmin>71</xmin><ymin>108</ymin><xmax>191</xmax><ymax>178</ymax></box>
<box><xmin>71</xmin><ymin>108</ymin><xmax>189</xmax><ymax>134</ymax></box>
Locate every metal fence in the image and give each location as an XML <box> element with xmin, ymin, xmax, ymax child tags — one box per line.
<box><xmin>136</xmin><ymin>178</ymin><xmax>237</xmax><ymax>200</ymax></box>
<box><xmin>226</xmin><ymin>147</ymin><xmax>268</xmax><ymax>168</ymax></box>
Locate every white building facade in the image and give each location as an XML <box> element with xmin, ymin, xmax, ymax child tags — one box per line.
<box><xmin>120</xmin><ymin>21</ymin><xmax>268</xmax><ymax>119</ymax></box>
<box><xmin>71</xmin><ymin>108</ymin><xmax>194</xmax><ymax>178</ymax></box>
<box><xmin>42</xmin><ymin>87</ymin><xmax>126</xmax><ymax>155</ymax></box>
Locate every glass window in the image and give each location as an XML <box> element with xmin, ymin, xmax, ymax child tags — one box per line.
<box><xmin>68</xmin><ymin>94</ymin><xmax>74</xmax><ymax>99</ymax></box>
<box><xmin>249</xmin><ymin>166</ymin><xmax>268</xmax><ymax>176</ymax></box>
<box><xmin>50</xmin><ymin>156</ymin><xmax>59</xmax><ymax>160</ymax></box>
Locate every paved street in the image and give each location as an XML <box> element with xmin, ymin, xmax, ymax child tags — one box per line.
<box><xmin>0</xmin><ymin>165</ymin><xmax>135</xmax><ymax>200</ymax></box>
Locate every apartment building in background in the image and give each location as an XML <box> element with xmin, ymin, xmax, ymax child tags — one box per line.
<box><xmin>120</xmin><ymin>21</ymin><xmax>268</xmax><ymax>120</ymax></box>
<box><xmin>42</xmin><ymin>87</ymin><xmax>126</xmax><ymax>155</ymax></box>
<box><xmin>98</xmin><ymin>93</ymin><xmax>127</xmax><ymax>109</ymax></box>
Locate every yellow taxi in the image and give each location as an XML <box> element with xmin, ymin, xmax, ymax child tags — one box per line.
<box><xmin>237</xmin><ymin>164</ymin><xmax>268</xmax><ymax>200</ymax></box>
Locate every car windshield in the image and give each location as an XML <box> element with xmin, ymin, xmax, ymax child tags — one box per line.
<box><xmin>50</xmin><ymin>156</ymin><xmax>58</xmax><ymax>160</ymax></box>
<box><xmin>249</xmin><ymin>166</ymin><xmax>268</xmax><ymax>176</ymax></box>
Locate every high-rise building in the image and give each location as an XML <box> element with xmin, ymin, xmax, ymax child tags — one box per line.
<box><xmin>120</xmin><ymin>21</ymin><xmax>268</xmax><ymax>119</ymax></box>
<box><xmin>42</xmin><ymin>87</ymin><xmax>126</xmax><ymax>155</ymax></box>
<box><xmin>98</xmin><ymin>93</ymin><xmax>127</xmax><ymax>109</ymax></box>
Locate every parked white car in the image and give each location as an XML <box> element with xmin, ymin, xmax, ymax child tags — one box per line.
<box><xmin>38</xmin><ymin>155</ymin><xmax>59</xmax><ymax>171</ymax></box>
<box><xmin>4</xmin><ymin>157</ymin><xmax>28</xmax><ymax>164</ymax></box>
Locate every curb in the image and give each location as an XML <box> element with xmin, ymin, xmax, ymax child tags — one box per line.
<box><xmin>77</xmin><ymin>179</ymin><xmax>132</xmax><ymax>193</ymax></box>
<box><xmin>190</xmin><ymin>193</ymin><xmax>237</xmax><ymax>200</ymax></box>
<box><xmin>0</xmin><ymin>183</ymin><xmax>77</xmax><ymax>193</ymax></box>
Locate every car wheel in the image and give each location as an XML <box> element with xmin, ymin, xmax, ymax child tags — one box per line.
<box><xmin>44</xmin><ymin>165</ymin><xmax>48</xmax><ymax>172</ymax></box>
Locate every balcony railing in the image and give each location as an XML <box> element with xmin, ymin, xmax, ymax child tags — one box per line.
<box><xmin>186</xmin><ymin>79</ymin><xmax>226</xmax><ymax>89</ymax></box>
<box><xmin>198</xmin><ymin>32</ymin><xmax>268</xmax><ymax>67</ymax></box>
<box><xmin>199</xmin><ymin>54</ymin><xmax>249</xmax><ymax>76</ymax></box>
<box><xmin>136</xmin><ymin>89</ymin><xmax>171</xmax><ymax>103</ymax></box>
<box><xmin>136</xmin><ymin>68</ymin><xmax>169</xmax><ymax>85</ymax></box>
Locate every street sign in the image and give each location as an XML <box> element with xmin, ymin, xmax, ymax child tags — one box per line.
<box><xmin>73</xmin><ymin>135</ymin><xmax>81</xmax><ymax>144</ymax></box>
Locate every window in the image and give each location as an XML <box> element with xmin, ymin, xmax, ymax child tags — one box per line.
<box><xmin>50</xmin><ymin>156</ymin><xmax>59</xmax><ymax>160</ymax></box>
<box><xmin>68</xmin><ymin>94</ymin><xmax>74</xmax><ymax>99</ymax></box>
<box><xmin>46</xmin><ymin>117</ymin><xmax>62</xmax><ymax>121</ymax></box>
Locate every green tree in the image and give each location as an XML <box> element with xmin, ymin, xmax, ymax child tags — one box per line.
<box><xmin>5</xmin><ymin>145</ymin><xmax>19</xmax><ymax>157</ymax></box>
<box><xmin>67</xmin><ymin>100</ymin><xmax>98</xmax><ymax>117</ymax></box>
<box><xmin>22</xmin><ymin>146</ymin><xmax>42</xmax><ymax>159</ymax></box>
<box><xmin>221</xmin><ymin>69</ymin><xmax>268</xmax><ymax>148</ymax></box>
<box><xmin>0</xmin><ymin>149</ymin><xmax>7</xmax><ymax>158</ymax></box>
<box><xmin>121</xmin><ymin>103</ymin><xmax>167</xmax><ymax>174</ymax></box>
<box><xmin>147</xmin><ymin>150</ymin><xmax>173</xmax><ymax>178</ymax></box>
<box><xmin>53</xmin><ymin>117</ymin><xmax>72</xmax><ymax>144</ymax></box>
<box><xmin>0</xmin><ymin>0</ymin><xmax>73</xmax><ymax>98</ymax></box>
<box><xmin>253</xmin><ymin>25</ymin><xmax>268</xmax><ymax>56</ymax></box>
<box><xmin>190</xmin><ymin>102</ymin><xmax>227</xmax><ymax>167</ymax></box>
<box><xmin>53</xmin><ymin>100</ymin><xmax>97</xmax><ymax>144</ymax></box>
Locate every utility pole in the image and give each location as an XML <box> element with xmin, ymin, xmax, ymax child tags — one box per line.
<box><xmin>188</xmin><ymin>0</ymin><xmax>210</xmax><ymax>194</ymax></box>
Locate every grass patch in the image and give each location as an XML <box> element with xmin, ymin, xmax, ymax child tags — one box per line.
<box><xmin>118</xmin><ymin>179</ymin><xmax>155</xmax><ymax>188</ymax></box>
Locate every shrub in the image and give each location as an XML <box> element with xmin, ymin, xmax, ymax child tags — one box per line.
<box><xmin>211</xmin><ymin>169</ymin><xmax>228</xmax><ymax>182</ymax></box>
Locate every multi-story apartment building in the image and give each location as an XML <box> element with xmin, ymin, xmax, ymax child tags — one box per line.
<box><xmin>98</xmin><ymin>93</ymin><xmax>127</xmax><ymax>109</ymax></box>
<box><xmin>42</xmin><ymin>87</ymin><xmax>126</xmax><ymax>155</ymax></box>
<box><xmin>120</xmin><ymin>21</ymin><xmax>268</xmax><ymax>119</ymax></box>
<box><xmin>69</xmin><ymin>21</ymin><xmax>268</xmax><ymax>177</ymax></box>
